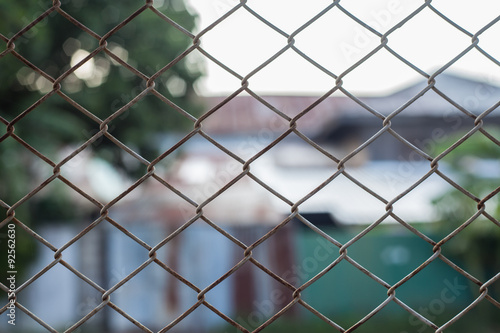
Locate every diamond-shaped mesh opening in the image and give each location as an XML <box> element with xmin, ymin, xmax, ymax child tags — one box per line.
<box><xmin>300</xmin><ymin>259</ymin><xmax>389</xmax><ymax>328</ymax></box>
<box><xmin>292</xmin><ymin>231</ymin><xmax>341</xmax><ymax>282</ymax></box>
<box><xmin>249</xmin><ymin>49</ymin><xmax>338</xmax><ymax>95</ymax></box>
<box><xmin>342</xmin><ymin>160</ymin><xmax>427</xmax><ymax>202</ymax></box>
<box><xmin>0</xmin><ymin>53</ymin><xmax>51</xmax><ymax>113</ymax></box>
<box><xmin>387</xmin><ymin>7</ymin><xmax>473</xmax><ymax>70</ymax></box>
<box><xmin>438</xmin><ymin>217</ymin><xmax>500</xmax><ymax>277</ymax></box>
<box><xmin>16</xmin><ymin>261</ymin><xmax>101</xmax><ymax>329</ymax></box>
<box><xmin>300</xmin><ymin>173</ymin><xmax>386</xmax><ymax>225</ymax></box>
<box><xmin>225</xmin><ymin>259</ymin><xmax>295</xmax><ymax>330</ymax></box>
<box><xmin>48</xmin><ymin>220</ymin><xmax>114</xmax><ymax>284</ymax></box>
<box><xmin>156</xmin><ymin>148</ymin><xmax>246</xmax><ymax>204</ymax></box>
<box><xmin>13</xmin><ymin>12</ymin><xmax>99</xmax><ymax>76</ymax></box>
<box><xmin>345</xmin><ymin>223</ymin><xmax>435</xmax><ymax>284</ymax></box>
<box><xmin>247</xmin><ymin>135</ymin><xmax>341</xmax><ymax>203</ymax></box>
<box><xmin>7</xmin><ymin>178</ymin><xmax>98</xmax><ymax>235</ymax></box>
<box><xmin>105</xmin><ymin>9</ymin><xmax>195</xmax><ymax>75</ymax></box>
<box><xmin>58</xmin><ymin>131</ymin><xmax>149</xmax><ymax>186</ymax></box>
<box><xmin>390</xmin><ymin>173</ymin><xmax>449</xmax><ymax>224</ymax></box>
<box><xmin>199</xmin><ymin>7</ymin><xmax>286</xmax><ymax>77</ymax></box>
<box><xmin>293</xmin><ymin>4</ymin><xmax>386</xmax><ymax>76</ymax></box>
<box><xmin>199</xmin><ymin>94</ymin><xmax>286</xmax><ymax>140</ymax></box>
<box><xmin>432</xmin><ymin>129</ymin><xmax>500</xmax><ymax>195</ymax></box>
<box><xmin>153</xmin><ymin>60</ymin><xmax>203</xmax><ymax>101</ymax></box>
<box><xmin>152</xmin><ymin>219</ymin><xmax>243</xmax><ymax>286</ymax></box>
<box><xmin>387</xmin><ymin>89</ymin><xmax>468</xmax><ymax>125</ymax></box>
<box><xmin>397</xmin><ymin>260</ymin><xmax>473</xmax><ymax>313</ymax></box>
<box><xmin>195</xmin><ymin>53</ymin><xmax>243</xmax><ymax>95</ymax></box>
<box><xmin>105</xmin><ymin>223</ymin><xmax>154</xmax><ymax>274</ymax></box>
<box><xmin>432</xmin><ymin>194</ymin><xmax>484</xmax><ymax>234</ymax></box>
<box><xmin>111</xmin><ymin>176</ymin><xmax>198</xmax><ymax>227</ymax></box>
<box><xmin>340</xmin><ymin>47</ymin><xmax>423</xmax><ymax>96</ymax></box>
<box><xmin>6</xmin><ymin>94</ymin><xmax>93</xmax><ymax>159</ymax></box>
<box><xmin>110</xmin><ymin>260</ymin><xmax>200</xmax><ymax>330</ymax></box>
<box><xmin>201</xmin><ymin>176</ymin><xmax>289</xmax><ymax>228</ymax></box>
<box><xmin>58</xmin><ymin>65</ymin><xmax>144</xmax><ymax>116</ymax></box>
<box><xmin>107</xmin><ymin>94</ymin><xmax>196</xmax><ymax>151</ymax></box>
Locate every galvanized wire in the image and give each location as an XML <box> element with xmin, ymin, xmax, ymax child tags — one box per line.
<box><xmin>1</xmin><ymin>0</ymin><xmax>499</xmax><ymax>332</ymax></box>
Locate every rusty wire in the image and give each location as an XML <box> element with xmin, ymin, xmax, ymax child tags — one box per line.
<box><xmin>1</xmin><ymin>0</ymin><xmax>500</xmax><ymax>332</ymax></box>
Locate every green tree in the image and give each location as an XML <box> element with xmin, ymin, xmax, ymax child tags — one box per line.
<box><xmin>431</xmin><ymin>126</ymin><xmax>500</xmax><ymax>327</ymax></box>
<box><xmin>0</xmin><ymin>0</ymin><xmax>203</xmax><ymax>282</ymax></box>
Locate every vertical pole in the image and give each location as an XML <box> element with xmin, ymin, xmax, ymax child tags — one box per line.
<box><xmin>99</xmin><ymin>221</ymin><xmax>111</xmax><ymax>333</ymax></box>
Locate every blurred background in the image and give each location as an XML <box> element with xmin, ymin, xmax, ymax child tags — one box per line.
<box><xmin>0</xmin><ymin>0</ymin><xmax>499</xmax><ymax>332</ymax></box>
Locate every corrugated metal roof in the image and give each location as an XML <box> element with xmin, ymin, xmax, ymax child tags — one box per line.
<box><xmin>201</xmin><ymin>74</ymin><xmax>500</xmax><ymax>135</ymax></box>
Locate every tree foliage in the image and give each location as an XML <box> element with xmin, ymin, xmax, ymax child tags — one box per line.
<box><xmin>0</xmin><ymin>0</ymin><xmax>203</xmax><ymax>280</ymax></box>
<box><xmin>431</xmin><ymin>126</ymin><xmax>500</xmax><ymax>313</ymax></box>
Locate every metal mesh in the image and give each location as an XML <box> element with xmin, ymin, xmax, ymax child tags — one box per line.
<box><xmin>1</xmin><ymin>0</ymin><xmax>499</xmax><ymax>332</ymax></box>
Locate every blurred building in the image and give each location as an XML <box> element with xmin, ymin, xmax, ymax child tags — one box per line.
<box><xmin>15</xmin><ymin>74</ymin><xmax>500</xmax><ymax>332</ymax></box>
<box><xmin>108</xmin><ymin>73</ymin><xmax>499</xmax><ymax>329</ymax></box>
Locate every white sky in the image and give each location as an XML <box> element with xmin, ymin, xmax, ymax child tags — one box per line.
<box><xmin>185</xmin><ymin>0</ymin><xmax>500</xmax><ymax>96</ymax></box>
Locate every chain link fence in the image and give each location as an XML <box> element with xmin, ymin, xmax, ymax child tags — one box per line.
<box><xmin>1</xmin><ymin>0</ymin><xmax>500</xmax><ymax>332</ymax></box>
